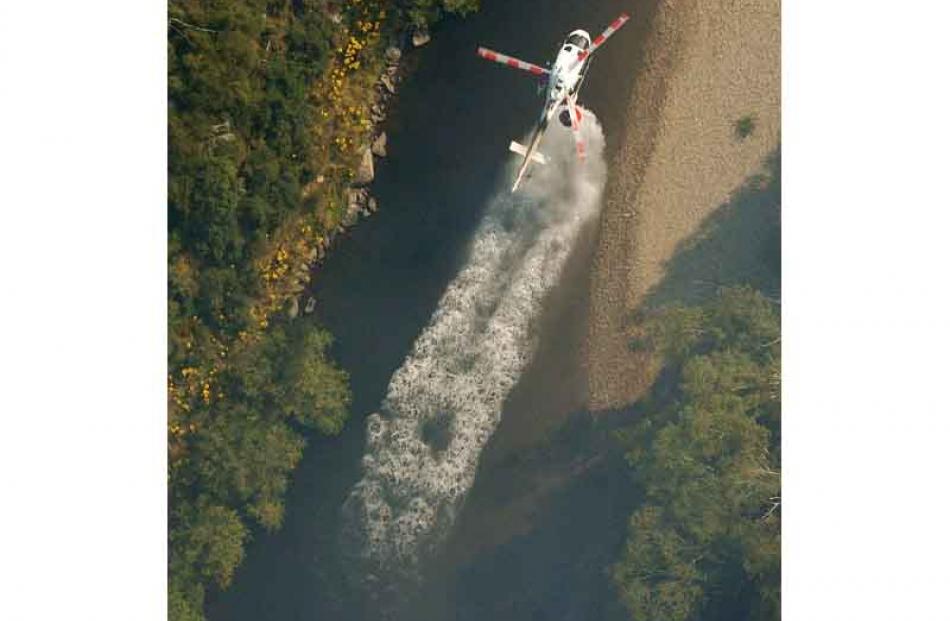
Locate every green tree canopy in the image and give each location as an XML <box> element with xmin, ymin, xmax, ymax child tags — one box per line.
<box><xmin>613</xmin><ymin>287</ymin><xmax>780</xmax><ymax>621</ymax></box>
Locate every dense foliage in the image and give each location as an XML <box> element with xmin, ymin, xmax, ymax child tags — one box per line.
<box><xmin>167</xmin><ymin>1</ymin><xmax>477</xmax><ymax>620</ymax></box>
<box><xmin>612</xmin><ymin>287</ymin><xmax>781</xmax><ymax>621</ymax></box>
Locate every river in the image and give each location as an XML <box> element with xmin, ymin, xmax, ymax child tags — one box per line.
<box><xmin>207</xmin><ymin>1</ymin><xmax>657</xmax><ymax>619</ymax></box>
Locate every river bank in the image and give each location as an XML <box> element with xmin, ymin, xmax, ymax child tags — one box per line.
<box><xmin>167</xmin><ymin>3</ymin><xmax>483</xmax><ymax>619</ymax></box>
<box><xmin>587</xmin><ymin>0</ymin><xmax>781</xmax><ymax>410</ymax></box>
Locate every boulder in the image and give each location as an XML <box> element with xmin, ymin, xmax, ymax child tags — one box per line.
<box><xmin>380</xmin><ymin>74</ymin><xmax>396</xmax><ymax>95</ymax></box>
<box><xmin>346</xmin><ymin>188</ymin><xmax>371</xmax><ymax>223</ymax></box>
<box><xmin>384</xmin><ymin>46</ymin><xmax>402</xmax><ymax>64</ymax></box>
<box><xmin>368</xmin><ymin>196</ymin><xmax>378</xmax><ymax>212</ymax></box>
<box><xmin>371</xmin><ymin>132</ymin><xmax>387</xmax><ymax>157</ymax></box>
<box><xmin>346</xmin><ymin>188</ymin><xmax>366</xmax><ymax>210</ymax></box>
<box><xmin>412</xmin><ymin>28</ymin><xmax>431</xmax><ymax>48</ymax></box>
<box><xmin>304</xmin><ymin>296</ymin><xmax>316</xmax><ymax>314</ymax></box>
<box><xmin>353</xmin><ymin>147</ymin><xmax>374</xmax><ymax>185</ymax></box>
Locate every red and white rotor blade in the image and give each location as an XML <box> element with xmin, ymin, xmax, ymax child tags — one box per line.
<box><xmin>477</xmin><ymin>47</ymin><xmax>550</xmax><ymax>76</ymax></box>
<box><xmin>578</xmin><ymin>13</ymin><xmax>631</xmax><ymax>62</ymax></box>
<box><xmin>567</xmin><ymin>98</ymin><xmax>586</xmax><ymax>161</ymax></box>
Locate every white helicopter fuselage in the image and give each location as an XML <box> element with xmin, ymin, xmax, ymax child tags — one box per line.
<box><xmin>508</xmin><ymin>29</ymin><xmax>591</xmax><ymax>191</ymax></box>
<box><xmin>541</xmin><ymin>29</ymin><xmax>591</xmax><ymax>121</ymax></box>
<box><xmin>475</xmin><ymin>13</ymin><xmax>630</xmax><ymax>191</ymax></box>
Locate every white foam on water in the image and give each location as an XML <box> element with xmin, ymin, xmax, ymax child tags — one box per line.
<box><xmin>344</xmin><ymin>112</ymin><xmax>608</xmax><ymax>569</ymax></box>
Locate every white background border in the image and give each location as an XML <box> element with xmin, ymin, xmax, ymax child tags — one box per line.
<box><xmin>1</xmin><ymin>0</ymin><xmax>949</xmax><ymax>619</ymax></box>
<box><xmin>1</xmin><ymin>1</ymin><xmax>167</xmax><ymax>619</ymax></box>
<box><xmin>784</xmin><ymin>0</ymin><xmax>950</xmax><ymax>619</ymax></box>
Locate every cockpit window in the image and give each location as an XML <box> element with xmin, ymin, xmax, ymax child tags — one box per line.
<box><xmin>567</xmin><ymin>34</ymin><xmax>589</xmax><ymax>49</ymax></box>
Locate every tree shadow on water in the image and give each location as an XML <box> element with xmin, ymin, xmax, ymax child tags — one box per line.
<box><xmin>410</xmin><ymin>410</ymin><xmax>639</xmax><ymax>621</ymax></box>
<box><xmin>421</xmin><ymin>150</ymin><xmax>784</xmax><ymax>621</ymax></box>
<box><xmin>645</xmin><ymin>148</ymin><xmax>782</xmax><ymax>309</ymax></box>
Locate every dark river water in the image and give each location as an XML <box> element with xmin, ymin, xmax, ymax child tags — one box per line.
<box><xmin>207</xmin><ymin>1</ymin><xmax>657</xmax><ymax>619</ymax></box>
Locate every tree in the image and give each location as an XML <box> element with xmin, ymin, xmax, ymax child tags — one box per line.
<box><xmin>278</xmin><ymin>325</ymin><xmax>351</xmax><ymax>434</ymax></box>
<box><xmin>612</xmin><ymin>287</ymin><xmax>780</xmax><ymax>621</ymax></box>
<box><xmin>170</xmin><ymin>501</ymin><xmax>247</xmax><ymax>591</ymax></box>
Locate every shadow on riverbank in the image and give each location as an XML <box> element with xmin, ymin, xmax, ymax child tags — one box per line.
<box><xmin>645</xmin><ymin>148</ymin><xmax>782</xmax><ymax>307</ymax></box>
